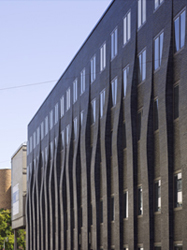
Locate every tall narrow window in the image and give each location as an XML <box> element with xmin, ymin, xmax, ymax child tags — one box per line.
<box><xmin>91</xmin><ymin>55</ymin><xmax>96</xmax><ymax>83</ymax></box>
<box><xmin>29</xmin><ymin>136</ymin><xmax>32</xmax><ymax>153</ymax></box>
<box><xmin>50</xmin><ymin>141</ymin><xmax>53</xmax><ymax>158</ymax></box>
<box><xmin>61</xmin><ymin>130</ymin><xmax>65</xmax><ymax>149</ymax></box>
<box><xmin>73</xmin><ymin>79</ymin><xmax>78</xmax><ymax>103</ymax></box>
<box><xmin>100</xmin><ymin>42</ymin><xmax>106</xmax><ymax>72</ymax></box>
<box><xmin>174</xmin><ymin>172</ymin><xmax>182</xmax><ymax>208</ymax></box>
<box><xmin>123</xmin><ymin>65</ymin><xmax>129</xmax><ymax>97</ymax></box>
<box><xmin>174</xmin><ymin>244</ymin><xmax>183</xmax><ymax>250</ymax></box>
<box><xmin>66</xmin><ymin>88</ymin><xmax>70</xmax><ymax>111</ymax></box>
<box><xmin>154</xmin><ymin>98</ymin><xmax>159</xmax><ymax>131</ymax></box>
<box><xmin>73</xmin><ymin>117</ymin><xmax>77</xmax><ymax>140</ymax></box>
<box><xmin>100</xmin><ymin>89</ymin><xmax>105</xmax><ymax>118</ymax></box>
<box><xmin>123</xmin><ymin>10</ymin><xmax>131</xmax><ymax>45</ymax></box>
<box><xmin>50</xmin><ymin>110</ymin><xmax>53</xmax><ymax>130</ymax></box>
<box><xmin>154</xmin><ymin>32</ymin><xmax>164</xmax><ymax>70</ymax></box>
<box><xmin>154</xmin><ymin>180</ymin><xmax>161</xmax><ymax>212</ymax></box>
<box><xmin>111</xmin><ymin>77</ymin><xmax>118</xmax><ymax>107</ymax></box>
<box><xmin>138</xmin><ymin>0</ymin><xmax>146</xmax><ymax>28</ymax></box>
<box><xmin>91</xmin><ymin>99</ymin><xmax>96</xmax><ymax>124</ymax></box>
<box><xmin>80</xmin><ymin>68</ymin><xmax>85</xmax><ymax>94</ymax></box>
<box><xmin>81</xmin><ymin>110</ymin><xmax>84</xmax><ymax>126</ymax></box>
<box><xmin>174</xmin><ymin>9</ymin><xmax>186</xmax><ymax>52</ymax></box>
<box><xmin>174</xmin><ymin>84</ymin><xmax>179</xmax><ymax>120</ymax></box>
<box><xmin>55</xmin><ymin>103</ymin><xmax>58</xmax><ymax>124</ymax></box>
<box><xmin>138</xmin><ymin>49</ymin><xmax>146</xmax><ymax>82</ymax></box>
<box><xmin>155</xmin><ymin>0</ymin><xmax>164</xmax><ymax>10</ymax></box>
<box><xmin>66</xmin><ymin>124</ymin><xmax>70</xmax><ymax>146</ymax></box>
<box><xmin>37</xmin><ymin>127</ymin><xmax>40</xmax><ymax>145</ymax></box>
<box><xmin>137</xmin><ymin>110</ymin><xmax>142</xmax><ymax>141</ymax></box>
<box><xmin>111</xmin><ymin>27</ymin><xmax>118</xmax><ymax>60</ymax></box>
<box><xmin>138</xmin><ymin>248</ymin><xmax>144</xmax><ymax>250</ymax></box>
<box><xmin>45</xmin><ymin>116</ymin><xmax>48</xmax><ymax>136</ymax></box>
<box><xmin>41</xmin><ymin>122</ymin><xmax>44</xmax><ymax>140</ymax></box>
<box><xmin>138</xmin><ymin>186</ymin><xmax>143</xmax><ymax>215</ymax></box>
<box><xmin>123</xmin><ymin>191</ymin><xmax>128</xmax><ymax>218</ymax></box>
<box><xmin>111</xmin><ymin>196</ymin><xmax>114</xmax><ymax>221</ymax></box>
<box><xmin>33</xmin><ymin>132</ymin><xmax>36</xmax><ymax>148</ymax></box>
<box><xmin>61</xmin><ymin>95</ymin><xmax>64</xmax><ymax>117</ymax></box>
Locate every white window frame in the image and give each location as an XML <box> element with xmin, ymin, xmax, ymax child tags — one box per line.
<box><xmin>66</xmin><ymin>124</ymin><xmax>70</xmax><ymax>146</ymax></box>
<box><xmin>66</xmin><ymin>88</ymin><xmax>70</xmax><ymax>111</ymax></box>
<box><xmin>41</xmin><ymin>122</ymin><xmax>44</xmax><ymax>140</ymax></box>
<box><xmin>100</xmin><ymin>42</ymin><xmax>106</xmax><ymax>72</ymax></box>
<box><xmin>174</xmin><ymin>9</ymin><xmax>186</xmax><ymax>53</ymax></box>
<box><xmin>33</xmin><ymin>132</ymin><xmax>36</xmax><ymax>148</ymax></box>
<box><xmin>81</xmin><ymin>110</ymin><xmax>84</xmax><ymax>126</ymax></box>
<box><xmin>55</xmin><ymin>103</ymin><xmax>58</xmax><ymax>124</ymax></box>
<box><xmin>73</xmin><ymin>117</ymin><xmax>78</xmax><ymax>140</ymax></box>
<box><xmin>111</xmin><ymin>77</ymin><xmax>118</xmax><ymax>107</ymax></box>
<box><xmin>154</xmin><ymin>179</ymin><xmax>161</xmax><ymax>212</ymax></box>
<box><xmin>91</xmin><ymin>55</ymin><xmax>96</xmax><ymax>83</ymax></box>
<box><xmin>138</xmin><ymin>48</ymin><xmax>146</xmax><ymax>83</ymax></box>
<box><xmin>174</xmin><ymin>172</ymin><xmax>182</xmax><ymax>208</ymax></box>
<box><xmin>123</xmin><ymin>65</ymin><xmax>129</xmax><ymax>97</ymax></box>
<box><xmin>138</xmin><ymin>0</ymin><xmax>146</xmax><ymax>29</ymax></box>
<box><xmin>154</xmin><ymin>31</ymin><xmax>164</xmax><ymax>71</ymax></box>
<box><xmin>37</xmin><ymin>127</ymin><xmax>40</xmax><ymax>145</ymax></box>
<box><xmin>45</xmin><ymin>116</ymin><xmax>48</xmax><ymax>136</ymax></box>
<box><xmin>111</xmin><ymin>27</ymin><xmax>118</xmax><ymax>60</ymax></box>
<box><xmin>73</xmin><ymin>78</ymin><xmax>78</xmax><ymax>103</ymax></box>
<box><xmin>124</xmin><ymin>190</ymin><xmax>128</xmax><ymax>219</ymax></box>
<box><xmin>100</xmin><ymin>89</ymin><xmax>105</xmax><ymax>118</ymax></box>
<box><xmin>123</xmin><ymin>10</ymin><xmax>131</xmax><ymax>46</ymax></box>
<box><xmin>80</xmin><ymin>68</ymin><xmax>85</xmax><ymax>94</ymax></box>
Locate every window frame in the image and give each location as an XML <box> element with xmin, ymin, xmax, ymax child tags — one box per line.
<box><xmin>80</xmin><ymin>68</ymin><xmax>86</xmax><ymax>94</ymax></box>
<box><xmin>55</xmin><ymin>103</ymin><xmax>58</xmax><ymax>124</ymax></box>
<box><xmin>154</xmin><ymin>179</ymin><xmax>161</xmax><ymax>212</ymax></box>
<box><xmin>123</xmin><ymin>10</ymin><xmax>131</xmax><ymax>46</ymax></box>
<box><xmin>100</xmin><ymin>89</ymin><xmax>106</xmax><ymax>118</ymax></box>
<box><xmin>60</xmin><ymin>95</ymin><xmax>64</xmax><ymax>118</ymax></box>
<box><xmin>111</xmin><ymin>77</ymin><xmax>118</xmax><ymax>107</ymax></box>
<box><xmin>100</xmin><ymin>42</ymin><xmax>106</xmax><ymax>72</ymax></box>
<box><xmin>138</xmin><ymin>185</ymin><xmax>143</xmax><ymax>216</ymax></box>
<box><xmin>73</xmin><ymin>78</ymin><xmax>78</xmax><ymax>103</ymax></box>
<box><xmin>154</xmin><ymin>31</ymin><xmax>164</xmax><ymax>71</ymax></box>
<box><xmin>123</xmin><ymin>65</ymin><xmax>129</xmax><ymax>98</ymax></box>
<box><xmin>138</xmin><ymin>48</ymin><xmax>146</xmax><ymax>83</ymax></box>
<box><xmin>174</xmin><ymin>8</ymin><xmax>186</xmax><ymax>53</ymax></box>
<box><xmin>138</xmin><ymin>0</ymin><xmax>146</xmax><ymax>29</ymax></box>
<box><xmin>154</xmin><ymin>0</ymin><xmax>164</xmax><ymax>11</ymax></box>
<box><xmin>111</xmin><ymin>27</ymin><xmax>118</xmax><ymax>60</ymax></box>
<box><xmin>91</xmin><ymin>98</ymin><xmax>96</xmax><ymax>124</ymax></box>
<box><xmin>90</xmin><ymin>55</ymin><xmax>96</xmax><ymax>83</ymax></box>
<box><xmin>174</xmin><ymin>172</ymin><xmax>182</xmax><ymax>208</ymax></box>
<box><xmin>66</xmin><ymin>87</ymin><xmax>71</xmax><ymax>111</ymax></box>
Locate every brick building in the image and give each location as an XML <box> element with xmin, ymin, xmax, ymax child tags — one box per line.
<box><xmin>0</xmin><ymin>169</ymin><xmax>11</xmax><ymax>210</ymax></box>
<box><xmin>26</xmin><ymin>0</ymin><xmax>187</xmax><ymax>249</ymax></box>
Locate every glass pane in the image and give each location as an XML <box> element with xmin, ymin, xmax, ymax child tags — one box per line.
<box><xmin>124</xmin><ymin>17</ymin><xmax>127</xmax><ymax>44</ymax></box>
<box><xmin>139</xmin><ymin>54</ymin><xmax>142</xmax><ymax>81</ymax></box>
<box><xmin>111</xmin><ymin>33</ymin><xmax>114</xmax><ymax>59</ymax></box>
<box><xmin>123</xmin><ymin>69</ymin><xmax>127</xmax><ymax>97</ymax></box>
<box><xmin>160</xmin><ymin>32</ymin><xmax>164</xmax><ymax>66</ymax></box>
<box><xmin>175</xmin><ymin>17</ymin><xmax>180</xmax><ymax>52</ymax></box>
<box><xmin>154</xmin><ymin>37</ymin><xmax>159</xmax><ymax>70</ymax></box>
<box><xmin>180</xmin><ymin>10</ymin><xmax>186</xmax><ymax>48</ymax></box>
<box><xmin>138</xmin><ymin>0</ymin><xmax>141</xmax><ymax>27</ymax></box>
<box><xmin>143</xmin><ymin>0</ymin><xmax>146</xmax><ymax>23</ymax></box>
<box><xmin>128</xmin><ymin>12</ymin><xmax>131</xmax><ymax>41</ymax></box>
<box><xmin>155</xmin><ymin>0</ymin><xmax>159</xmax><ymax>9</ymax></box>
<box><xmin>103</xmin><ymin>43</ymin><xmax>106</xmax><ymax>68</ymax></box>
<box><xmin>115</xmin><ymin>29</ymin><xmax>118</xmax><ymax>56</ymax></box>
<box><xmin>142</xmin><ymin>50</ymin><xmax>146</xmax><ymax>81</ymax></box>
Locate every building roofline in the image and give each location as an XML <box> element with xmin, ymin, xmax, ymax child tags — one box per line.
<box><xmin>11</xmin><ymin>142</ymin><xmax>27</xmax><ymax>160</ymax></box>
<box><xmin>28</xmin><ymin>0</ymin><xmax>115</xmax><ymax>127</ymax></box>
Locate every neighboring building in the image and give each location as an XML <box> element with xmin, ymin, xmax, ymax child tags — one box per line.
<box><xmin>11</xmin><ymin>143</ymin><xmax>27</xmax><ymax>250</ymax></box>
<box><xmin>26</xmin><ymin>1</ymin><xmax>187</xmax><ymax>250</ymax></box>
<box><xmin>0</xmin><ymin>169</ymin><xmax>11</xmax><ymax>210</ymax></box>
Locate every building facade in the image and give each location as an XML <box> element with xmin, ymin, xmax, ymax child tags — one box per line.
<box><xmin>26</xmin><ymin>0</ymin><xmax>187</xmax><ymax>249</ymax></box>
<box><xmin>0</xmin><ymin>169</ymin><xmax>11</xmax><ymax>210</ymax></box>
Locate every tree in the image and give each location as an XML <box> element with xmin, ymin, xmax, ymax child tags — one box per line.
<box><xmin>0</xmin><ymin>209</ymin><xmax>26</xmax><ymax>250</ymax></box>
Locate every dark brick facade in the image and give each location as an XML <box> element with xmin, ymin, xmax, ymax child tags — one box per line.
<box><xmin>27</xmin><ymin>0</ymin><xmax>187</xmax><ymax>249</ymax></box>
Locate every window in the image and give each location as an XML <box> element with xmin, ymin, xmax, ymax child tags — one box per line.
<box><xmin>174</xmin><ymin>172</ymin><xmax>182</xmax><ymax>208</ymax></box>
<box><xmin>50</xmin><ymin>141</ymin><xmax>53</xmax><ymax>157</ymax></box>
<box><xmin>137</xmin><ymin>110</ymin><xmax>142</xmax><ymax>141</ymax></box>
<box><xmin>138</xmin><ymin>0</ymin><xmax>146</xmax><ymax>28</ymax></box>
<box><xmin>123</xmin><ymin>65</ymin><xmax>129</xmax><ymax>97</ymax></box>
<box><xmin>66</xmin><ymin>88</ymin><xmax>70</xmax><ymax>111</ymax></box>
<box><xmin>61</xmin><ymin>130</ymin><xmax>65</xmax><ymax>149</ymax></box>
<box><xmin>30</xmin><ymin>136</ymin><xmax>32</xmax><ymax>153</ymax></box>
<box><xmin>100</xmin><ymin>89</ymin><xmax>105</xmax><ymax>118</ymax></box>
<box><xmin>45</xmin><ymin>147</ymin><xmax>48</xmax><ymax>164</ymax></box>
<box><xmin>73</xmin><ymin>117</ymin><xmax>77</xmax><ymax>140</ymax></box>
<box><xmin>174</xmin><ymin>84</ymin><xmax>179</xmax><ymax>120</ymax></box>
<box><xmin>138</xmin><ymin>49</ymin><xmax>146</xmax><ymax>82</ymax></box>
<box><xmin>154</xmin><ymin>180</ymin><xmax>161</xmax><ymax>212</ymax></box>
<box><xmin>33</xmin><ymin>132</ymin><xmax>36</xmax><ymax>148</ymax></box>
<box><xmin>73</xmin><ymin>79</ymin><xmax>78</xmax><ymax>103</ymax></box>
<box><xmin>91</xmin><ymin>99</ymin><xmax>96</xmax><ymax>124</ymax></box>
<box><xmin>154</xmin><ymin>0</ymin><xmax>164</xmax><ymax>10</ymax></box>
<box><xmin>45</xmin><ymin>116</ymin><xmax>48</xmax><ymax>136</ymax></box>
<box><xmin>100</xmin><ymin>42</ymin><xmax>106</xmax><ymax>72</ymax></box>
<box><xmin>41</xmin><ymin>122</ymin><xmax>44</xmax><ymax>140</ymax></box>
<box><xmin>55</xmin><ymin>103</ymin><xmax>58</xmax><ymax>124</ymax></box>
<box><xmin>154</xmin><ymin>98</ymin><xmax>159</xmax><ymax>131</ymax></box>
<box><xmin>138</xmin><ymin>186</ymin><xmax>143</xmax><ymax>215</ymax></box>
<box><xmin>111</xmin><ymin>196</ymin><xmax>114</xmax><ymax>221</ymax></box>
<box><xmin>66</xmin><ymin>124</ymin><xmax>70</xmax><ymax>146</ymax></box>
<box><xmin>91</xmin><ymin>55</ymin><xmax>96</xmax><ymax>83</ymax></box>
<box><xmin>37</xmin><ymin>127</ymin><xmax>40</xmax><ymax>145</ymax></box>
<box><xmin>80</xmin><ymin>68</ymin><xmax>85</xmax><ymax>94</ymax></box>
<box><xmin>81</xmin><ymin>110</ymin><xmax>84</xmax><ymax>126</ymax></box>
<box><xmin>61</xmin><ymin>95</ymin><xmax>64</xmax><ymax>117</ymax></box>
<box><xmin>174</xmin><ymin>9</ymin><xmax>186</xmax><ymax>52</ymax></box>
<box><xmin>123</xmin><ymin>11</ymin><xmax>131</xmax><ymax>45</ymax></box>
<box><xmin>111</xmin><ymin>27</ymin><xmax>118</xmax><ymax>60</ymax></box>
<box><xmin>154</xmin><ymin>32</ymin><xmax>164</xmax><ymax>70</ymax></box>
<box><xmin>111</xmin><ymin>77</ymin><xmax>118</xmax><ymax>106</ymax></box>
<box><xmin>138</xmin><ymin>248</ymin><xmax>144</xmax><ymax>250</ymax></box>
<box><xmin>174</xmin><ymin>245</ymin><xmax>183</xmax><ymax>250</ymax></box>
<box><xmin>50</xmin><ymin>110</ymin><xmax>53</xmax><ymax>130</ymax></box>
<box><xmin>123</xmin><ymin>191</ymin><xmax>128</xmax><ymax>219</ymax></box>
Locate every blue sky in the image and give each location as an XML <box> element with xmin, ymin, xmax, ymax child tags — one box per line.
<box><xmin>0</xmin><ymin>0</ymin><xmax>112</xmax><ymax>169</ymax></box>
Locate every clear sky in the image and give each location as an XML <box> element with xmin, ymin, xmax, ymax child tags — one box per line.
<box><xmin>0</xmin><ymin>0</ymin><xmax>112</xmax><ymax>169</ymax></box>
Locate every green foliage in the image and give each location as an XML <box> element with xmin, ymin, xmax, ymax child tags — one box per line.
<box><xmin>0</xmin><ymin>209</ymin><xmax>26</xmax><ymax>250</ymax></box>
